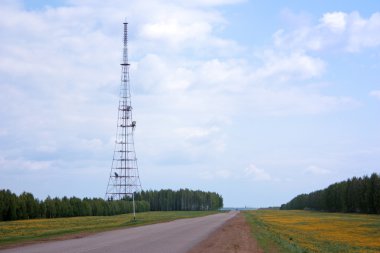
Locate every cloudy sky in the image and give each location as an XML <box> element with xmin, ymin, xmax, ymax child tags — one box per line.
<box><xmin>1</xmin><ymin>0</ymin><xmax>380</xmax><ymax>207</ymax></box>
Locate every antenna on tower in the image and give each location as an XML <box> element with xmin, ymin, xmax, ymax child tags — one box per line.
<box><xmin>106</xmin><ymin>20</ymin><xmax>142</xmax><ymax>220</ymax></box>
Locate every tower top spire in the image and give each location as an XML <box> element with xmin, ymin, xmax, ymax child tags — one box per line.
<box><xmin>121</xmin><ymin>21</ymin><xmax>129</xmax><ymax>66</ymax></box>
<box><xmin>123</xmin><ymin>21</ymin><xmax>128</xmax><ymax>48</ymax></box>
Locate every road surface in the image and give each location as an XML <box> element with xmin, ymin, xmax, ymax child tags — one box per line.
<box><xmin>1</xmin><ymin>211</ymin><xmax>237</xmax><ymax>253</ymax></box>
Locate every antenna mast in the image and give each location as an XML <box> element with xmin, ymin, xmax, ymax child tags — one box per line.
<box><xmin>106</xmin><ymin>21</ymin><xmax>142</xmax><ymax>217</ymax></box>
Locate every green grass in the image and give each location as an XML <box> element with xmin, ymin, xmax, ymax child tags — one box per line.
<box><xmin>244</xmin><ymin>210</ymin><xmax>380</xmax><ymax>253</ymax></box>
<box><xmin>0</xmin><ymin>211</ymin><xmax>218</xmax><ymax>247</ymax></box>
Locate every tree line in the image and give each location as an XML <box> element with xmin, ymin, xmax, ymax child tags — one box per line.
<box><xmin>280</xmin><ymin>173</ymin><xmax>380</xmax><ymax>214</ymax></box>
<box><xmin>0</xmin><ymin>189</ymin><xmax>150</xmax><ymax>221</ymax></box>
<box><xmin>0</xmin><ymin>188</ymin><xmax>224</xmax><ymax>221</ymax></box>
<box><xmin>134</xmin><ymin>189</ymin><xmax>223</xmax><ymax>211</ymax></box>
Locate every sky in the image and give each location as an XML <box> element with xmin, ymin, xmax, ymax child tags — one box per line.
<box><xmin>1</xmin><ymin>0</ymin><xmax>380</xmax><ymax>207</ymax></box>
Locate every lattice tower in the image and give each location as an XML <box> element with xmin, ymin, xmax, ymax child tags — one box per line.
<box><xmin>106</xmin><ymin>21</ymin><xmax>142</xmax><ymax>200</ymax></box>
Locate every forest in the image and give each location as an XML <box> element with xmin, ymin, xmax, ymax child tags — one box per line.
<box><xmin>0</xmin><ymin>188</ymin><xmax>223</xmax><ymax>221</ymax></box>
<box><xmin>280</xmin><ymin>173</ymin><xmax>380</xmax><ymax>214</ymax></box>
<box><xmin>134</xmin><ymin>189</ymin><xmax>223</xmax><ymax>211</ymax></box>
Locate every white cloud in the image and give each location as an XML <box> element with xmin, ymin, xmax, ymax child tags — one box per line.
<box><xmin>305</xmin><ymin>165</ymin><xmax>331</xmax><ymax>175</ymax></box>
<box><xmin>196</xmin><ymin>58</ymin><xmax>249</xmax><ymax>92</ymax></box>
<box><xmin>134</xmin><ymin>50</ymin><xmax>354</xmax><ymax>119</ymax></box>
<box><xmin>0</xmin><ymin>157</ymin><xmax>53</xmax><ymax>171</ymax></box>
<box><xmin>133</xmin><ymin>54</ymin><xmax>194</xmax><ymax>93</ymax></box>
<box><xmin>127</xmin><ymin>0</ymin><xmax>242</xmax><ymax>55</ymax></box>
<box><xmin>347</xmin><ymin>12</ymin><xmax>380</xmax><ymax>52</ymax></box>
<box><xmin>320</xmin><ymin>12</ymin><xmax>347</xmax><ymax>33</ymax></box>
<box><xmin>172</xmin><ymin>126</ymin><xmax>226</xmax><ymax>156</ymax></box>
<box><xmin>274</xmin><ymin>11</ymin><xmax>380</xmax><ymax>52</ymax></box>
<box><xmin>369</xmin><ymin>90</ymin><xmax>380</xmax><ymax>99</ymax></box>
<box><xmin>236</xmin><ymin>86</ymin><xmax>357</xmax><ymax>117</ymax></box>
<box><xmin>140</xmin><ymin>20</ymin><xmax>212</xmax><ymax>46</ymax></box>
<box><xmin>253</xmin><ymin>50</ymin><xmax>325</xmax><ymax>81</ymax></box>
<box><xmin>244</xmin><ymin>164</ymin><xmax>272</xmax><ymax>181</ymax></box>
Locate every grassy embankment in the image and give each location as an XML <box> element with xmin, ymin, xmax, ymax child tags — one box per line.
<box><xmin>244</xmin><ymin>210</ymin><xmax>380</xmax><ymax>253</ymax></box>
<box><xmin>0</xmin><ymin>211</ymin><xmax>218</xmax><ymax>247</ymax></box>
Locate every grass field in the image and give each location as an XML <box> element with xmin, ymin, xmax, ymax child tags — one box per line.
<box><xmin>244</xmin><ymin>210</ymin><xmax>380</xmax><ymax>253</ymax></box>
<box><xmin>0</xmin><ymin>211</ymin><xmax>218</xmax><ymax>247</ymax></box>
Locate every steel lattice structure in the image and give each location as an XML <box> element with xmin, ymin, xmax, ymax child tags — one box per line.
<box><xmin>106</xmin><ymin>21</ymin><xmax>142</xmax><ymax>201</ymax></box>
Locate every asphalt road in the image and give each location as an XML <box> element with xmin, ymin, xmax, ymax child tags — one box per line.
<box><xmin>1</xmin><ymin>211</ymin><xmax>237</xmax><ymax>253</ymax></box>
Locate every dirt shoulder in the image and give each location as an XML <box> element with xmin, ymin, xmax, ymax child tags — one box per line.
<box><xmin>187</xmin><ymin>212</ymin><xmax>263</xmax><ymax>253</ymax></box>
